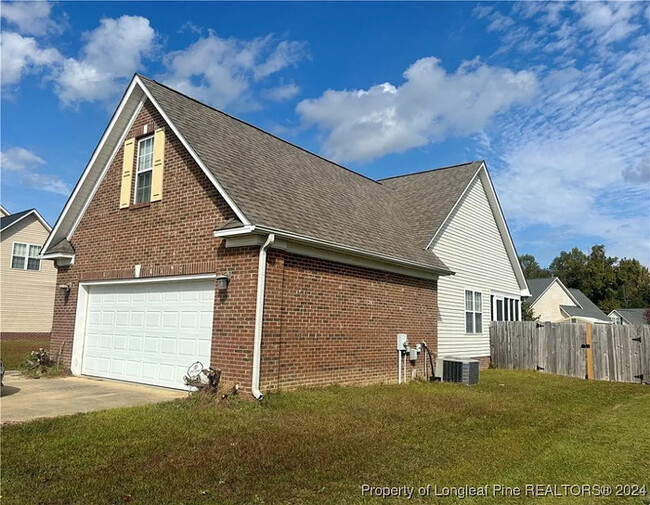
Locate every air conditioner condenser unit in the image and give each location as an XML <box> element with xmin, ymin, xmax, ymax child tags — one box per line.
<box><xmin>434</xmin><ymin>357</ymin><xmax>479</xmax><ymax>385</ymax></box>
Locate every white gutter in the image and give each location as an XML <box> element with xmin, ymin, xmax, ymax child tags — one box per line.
<box><xmin>251</xmin><ymin>233</ymin><xmax>275</xmax><ymax>399</ymax></box>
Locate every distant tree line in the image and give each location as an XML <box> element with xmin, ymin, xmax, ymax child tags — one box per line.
<box><xmin>519</xmin><ymin>245</ymin><xmax>650</xmax><ymax>314</ymax></box>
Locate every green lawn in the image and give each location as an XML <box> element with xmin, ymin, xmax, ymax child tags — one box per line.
<box><xmin>2</xmin><ymin>370</ymin><xmax>649</xmax><ymax>505</ymax></box>
<box><xmin>0</xmin><ymin>339</ymin><xmax>50</xmax><ymax>370</ymax></box>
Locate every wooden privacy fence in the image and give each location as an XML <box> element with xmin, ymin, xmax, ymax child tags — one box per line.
<box><xmin>490</xmin><ymin>321</ymin><xmax>650</xmax><ymax>384</ymax></box>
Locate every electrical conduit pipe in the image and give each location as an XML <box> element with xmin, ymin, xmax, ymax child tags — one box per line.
<box><xmin>251</xmin><ymin>233</ymin><xmax>275</xmax><ymax>400</ymax></box>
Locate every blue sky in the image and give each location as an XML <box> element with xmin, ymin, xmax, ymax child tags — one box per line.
<box><xmin>1</xmin><ymin>1</ymin><xmax>649</xmax><ymax>266</ymax></box>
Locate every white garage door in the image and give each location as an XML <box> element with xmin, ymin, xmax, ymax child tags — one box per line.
<box><xmin>81</xmin><ymin>279</ymin><xmax>215</xmax><ymax>389</ymax></box>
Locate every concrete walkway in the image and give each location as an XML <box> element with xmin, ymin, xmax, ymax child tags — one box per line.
<box><xmin>1</xmin><ymin>371</ymin><xmax>185</xmax><ymax>424</ymax></box>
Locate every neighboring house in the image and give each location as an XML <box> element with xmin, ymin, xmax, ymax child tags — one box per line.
<box><xmin>0</xmin><ymin>207</ymin><xmax>57</xmax><ymax>340</ymax></box>
<box><xmin>525</xmin><ymin>277</ymin><xmax>610</xmax><ymax>324</ymax></box>
<box><xmin>608</xmin><ymin>309</ymin><xmax>649</xmax><ymax>325</ymax></box>
<box><xmin>42</xmin><ymin>75</ymin><xmax>526</xmax><ymax>394</ymax></box>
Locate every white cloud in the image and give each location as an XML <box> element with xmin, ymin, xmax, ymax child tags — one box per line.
<box><xmin>263</xmin><ymin>83</ymin><xmax>300</xmax><ymax>102</ymax></box>
<box><xmin>0</xmin><ymin>31</ymin><xmax>60</xmax><ymax>86</ymax></box>
<box><xmin>0</xmin><ymin>147</ymin><xmax>46</xmax><ymax>171</ymax></box>
<box><xmin>296</xmin><ymin>57</ymin><xmax>537</xmax><ymax>162</ymax></box>
<box><xmin>0</xmin><ymin>147</ymin><xmax>70</xmax><ymax>195</ymax></box>
<box><xmin>574</xmin><ymin>2</ymin><xmax>642</xmax><ymax>44</ymax></box>
<box><xmin>160</xmin><ymin>32</ymin><xmax>307</xmax><ymax>109</ymax></box>
<box><xmin>21</xmin><ymin>173</ymin><xmax>71</xmax><ymax>195</ymax></box>
<box><xmin>53</xmin><ymin>16</ymin><xmax>156</xmax><ymax>106</ymax></box>
<box><xmin>473</xmin><ymin>3</ymin><xmax>650</xmax><ymax>265</ymax></box>
<box><xmin>0</xmin><ymin>1</ymin><xmax>61</xmax><ymax>36</ymax></box>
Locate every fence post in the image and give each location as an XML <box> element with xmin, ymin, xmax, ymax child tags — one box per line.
<box><xmin>585</xmin><ymin>323</ymin><xmax>594</xmax><ymax>380</ymax></box>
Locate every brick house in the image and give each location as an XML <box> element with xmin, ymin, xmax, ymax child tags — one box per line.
<box><xmin>42</xmin><ymin>75</ymin><xmax>527</xmax><ymax>395</ymax></box>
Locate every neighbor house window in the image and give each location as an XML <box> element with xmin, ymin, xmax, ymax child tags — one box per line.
<box><xmin>465</xmin><ymin>290</ymin><xmax>483</xmax><ymax>333</ymax></box>
<box><xmin>11</xmin><ymin>243</ymin><xmax>41</xmax><ymax>271</ymax></box>
<box><xmin>134</xmin><ymin>136</ymin><xmax>154</xmax><ymax>204</ymax></box>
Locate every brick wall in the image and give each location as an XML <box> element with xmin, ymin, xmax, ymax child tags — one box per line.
<box><xmin>0</xmin><ymin>332</ymin><xmax>51</xmax><ymax>341</ymax></box>
<box><xmin>259</xmin><ymin>250</ymin><xmax>438</xmax><ymax>391</ymax></box>
<box><xmin>50</xmin><ymin>98</ymin><xmax>440</xmax><ymax>392</ymax></box>
<box><xmin>50</xmin><ymin>100</ymin><xmax>256</xmax><ymax>379</ymax></box>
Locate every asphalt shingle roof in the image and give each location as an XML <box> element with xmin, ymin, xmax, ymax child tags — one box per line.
<box><xmin>614</xmin><ymin>308</ymin><xmax>648</xmax><ymax>325</ymax></box>
<box><xmin>524</xmin><ymin>277</ymin><xmax>556</xmax><ymax>305</ymax></box>
<box><xmin>140</xmin><ymin>76</ymin><xmax>453</xmax><ymax>273</ymax></box>
<box><xmin>378</xmin><ymin>162</ymin><xmax>483</xmax><ymax>248</ymax></box>
<box><xmin>561</xmin><ymin>289</ymin><xmax>609</xmax><ymax>321</ymax></box>
<box><xmin>1</xmin><ymin>209</ymin><xmax>35</xmax><ymax>232</ymax></box>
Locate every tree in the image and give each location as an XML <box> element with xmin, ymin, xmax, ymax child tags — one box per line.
<box><xmin>519</xmin><ymin>254</ymin><xmax>551</xmax><ymax>279</ymax></box>
<box><xmin>615</xmin><ymin>258</ymin><xmax>650</xmax><ymax>308</ymax></box>
<box><xmin>550</xmin><ymin>247</ymin><xmax>588</xmax><ymax>290</ymax></box>
<box><xmin>645</xmin><ymin>308</ymin><xmax>650</xmax><ymax>325</ymax></box>
<box><xmin>521</xmin><ymin>301</ymin><xmax>538</xmax><ymax>321</ymax></box>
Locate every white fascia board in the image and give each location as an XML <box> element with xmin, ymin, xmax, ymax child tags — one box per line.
<box><xmin>425</xmin><ymin>164</ymin><xmax>483</xmax><ymax>251</ymax></box>
<box><xmin>66</xmin><ymin>97</ymin><xmax>145</xmax><ymax>241</ymax></box>
<box><xmin>30</xmin><ymin>209</ymin><xmax>52</xmax><ymax>232</ymax></box>
<box><xmin>554</xmin><ymin>277</ymin><xmax>582</xmax><ymax>308</ymax></box>
<box><xmin>134</xmin><ymin>76</ymin><xmax>250</xmax><ymax>226</ymax></box>
<box><xmin>42</xmin><ymin>77</ymin><xmax>142</xmax><ymax>254</ymax></box>
<box><xmin>80</xmin><ymin>272</ymin><xmax>216</xmax><ymax>286</ymax></box>
<box><xmin>40</xmin><ymin>253</ymin><xmax>74</xmax><ymax>260</ymax></box>
<box><xmin>424</xmin><ymin>162</ymin><xmax>529</xmax><ymax>294</ymax></box>
<box><xmin>1</xmin><ymin>210</ymin><xmax>50</xmax><ymax>234</ymax></box>
<box><xmin>213</xmin><ymin>225</ymin><xmax>256</xmax><ymax>237</ymax></box>
<box><xmin>254</xmin><ymin>225</ymin><xmax>453</xmax><ymax>277</ymax></box>
<box><xmin>220</xmin><ymin>224</ymin><xmax>449</xmax><ymax>278</ymax></box>
<box><xmin>477</xmin><ymin>164</ymin><xmax>530</xmax><ymax>295</ymax></box>
<box><xmin>0</xmin><ymin>210</ymin><xmax>39</xmax><ymax>231</ymax></box>
<box><xmin>44</xmin><ymin>75</ymin><xmax>250</xmax><ymax>255</ymax></box>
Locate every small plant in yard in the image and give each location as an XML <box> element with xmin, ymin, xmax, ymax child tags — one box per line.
<box><xmin>20</xmin><ymin>348</ymin><xmax>66</xmax><ymax>378</ymax></box>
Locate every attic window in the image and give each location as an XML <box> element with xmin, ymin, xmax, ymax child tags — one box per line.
<box><xmin>134</xmin><ymin>136</ymin><xmax>154</xmax><ymax>203</ymax></box>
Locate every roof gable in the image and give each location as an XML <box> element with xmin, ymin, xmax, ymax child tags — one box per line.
<box><xmin>1</xmin><ymin>209</ymin><xmax>51</xmax><ymax>234</ymax></box>
<box><xmin>561</xmin><ymin>289</ymin><xmax>609</xmax><ymax>321</ymax></box>
<box><xmin>43</xmin><ymin>74</ymin><xmax>450</xmax><ymax>274</ymax></box>
<box><xmin>526</xmin><ymin>277</ymin><xmax>580</xmax><ymax>307</ymax></box>
<box><xmin>381</xmin><ymin>162</ymin><xmax>529</xmax><ymax>294</ymax></box>
<box><xmin>609</xmin><ymin>308</ymin><xmax>648</xmax><ymax>325</ymax></box>
<box><xmin>378</xmin><ymin>162</ymin><xmax>481</xmax><ymax>247</ymax></box>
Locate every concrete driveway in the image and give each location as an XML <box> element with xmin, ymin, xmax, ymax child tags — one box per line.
<box><xmin>1</xmin><ymin>371</ymin><xmax>185</xmax><ymax>424</ymax></box>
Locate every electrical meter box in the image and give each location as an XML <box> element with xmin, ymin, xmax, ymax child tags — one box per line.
<box><xmin>396</xmin><ymin>333</ymin><xmax>408</xmax><ymax>351</ymax></box>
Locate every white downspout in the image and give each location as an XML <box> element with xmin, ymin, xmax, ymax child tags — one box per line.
<box><xmin>251</xmin><ymin>233</ymin><xmax>275</xmax><ymax>400</ymax></box>
<box><xmin>398</xmin><ymin>350</ymin><xmax>402</xmax><ymax>384</ymax></box>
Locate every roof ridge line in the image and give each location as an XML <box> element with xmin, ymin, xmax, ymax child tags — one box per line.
<box><xmin>377</xmin><ymin>161</ymin><xmax>483</xmax><ymax>181</ymax></box>
<box><xmin>137</xmin><ymin>74</ymin><xmax>385</xmax><ymax>187</ymax></box>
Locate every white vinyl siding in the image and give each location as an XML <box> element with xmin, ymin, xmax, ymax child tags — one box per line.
<box><xmin>431</xmin><ymin>175</ymin><xmax>521</xmax><ymax>358</ymax></box>
<box><xmin>0</xmin><ymin>215</ymin><xmax>57</xmax><ymax>332</ymax></box>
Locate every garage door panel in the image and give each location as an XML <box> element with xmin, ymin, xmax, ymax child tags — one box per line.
<box><xmin>81</xmin><ymin>279</ymin><xmax>215</xmax><ymax>389</ymax></box>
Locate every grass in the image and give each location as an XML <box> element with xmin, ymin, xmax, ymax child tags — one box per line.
<box><xmin>2</xmin><ymin>370</ymin><xmax>649</xmax><ymax>505</ymax></box>
<box><xmin>0</xmin><ymin>339</ymin><xmax>50</xmax><ymax>370</ymax></box>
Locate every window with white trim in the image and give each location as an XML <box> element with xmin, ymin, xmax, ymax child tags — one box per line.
<box><xmin>491</xmin><ymin>295</ymin><xmax>521</xmax><ymax>321</ymax></box>
<box><xmin>134</xmin><ymin>136</ymin><xmax>154</xmax><ymax>204</ymax></box>
<box><xmin>465</xmin><ymin>290</ymin><xmax>483</xmax><ymax>333</ymax></box>
<box><xmin>11</xmin><ymin>242</ymin><xmax>41</xmax><ymax>271</ymax></box>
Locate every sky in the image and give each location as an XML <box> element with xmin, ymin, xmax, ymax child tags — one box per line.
<box><xmin>1</xmin><ymin>1</ymin><xmax>649</xmax><ymax>267</ymax></box>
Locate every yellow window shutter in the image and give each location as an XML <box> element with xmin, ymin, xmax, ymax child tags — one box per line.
<box><xmin>151</xmin><ymin>127</ymin><xmax>165</xmax><ymax>202</ymax></box>
<box><xmin>119</xmin><ymin>138</ymin><xmax>135</xmax><ymax>209</ymax></box>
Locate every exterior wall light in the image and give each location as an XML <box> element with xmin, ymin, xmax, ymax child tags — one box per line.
<box><xmin>58</xmin><ymin>284</ymin><xmax>71</xmax><ymax>293</ymax></box>
<box><xmin>216</xmin><ymin>274</ymin><xmax>230</xmax><ymax>292</ymax></box>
